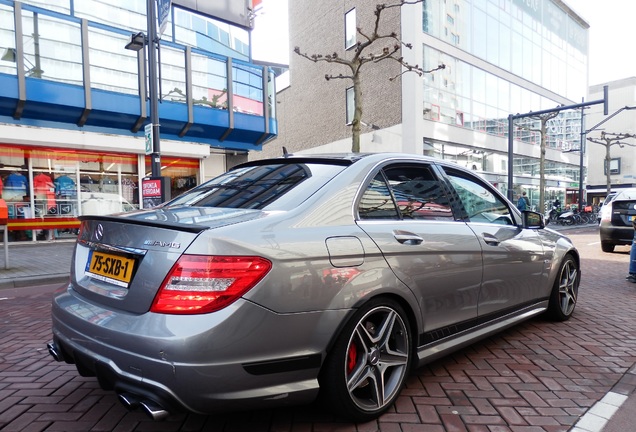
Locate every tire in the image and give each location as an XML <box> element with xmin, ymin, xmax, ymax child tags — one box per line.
<box><xmin>319</xmin><ymin>298</ymin><xmax>412</xmax><ymax>422</ymax></box>
<box><xmin>546</xmin><ymin>255</ymin><xmax>579</xmax><ymax>321</ymax></box>
<box><xmin>601</xmin><ymin>242</ymin><xmax>615</xmax><ymax>253</ymax></box>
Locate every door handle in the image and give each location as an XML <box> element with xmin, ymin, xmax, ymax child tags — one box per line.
<box><xmin>393</xmin><ymin>230</ymin><xmax>423</xmax><ymax>245</ymax></box>
<box><xmin>481</xmin><ymin>232</ymin><xmax>500</xmax><ymax>246</ymax></box>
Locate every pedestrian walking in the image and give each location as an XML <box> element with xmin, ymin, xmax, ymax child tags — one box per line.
<box><xmin>628</xmin><ymin>218</ymin><xmax>636</xmax><ymax>283</ymax></box>
<box><xmin>517</xmin><ymin>191</ymin><xmax>529</xmax><ymax>211</ymax></box>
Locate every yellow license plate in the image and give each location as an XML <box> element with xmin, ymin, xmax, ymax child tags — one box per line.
<box><xmin>86</xmin><ymin>250</ymin><xmax>135</xmax><ymax>287</ymax></box>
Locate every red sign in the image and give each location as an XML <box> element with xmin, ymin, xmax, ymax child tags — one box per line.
<box><xmin>142</xmin><ymin>179</ymin><xmax>162</xmax><ymax>198</ymax></box>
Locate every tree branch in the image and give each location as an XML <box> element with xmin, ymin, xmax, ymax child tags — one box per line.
<box><xmin>388</xmin><ymin>62</ymin><xmax>445</xmax><ymax>81</ymax></box>
<box><xmin>325</xmin><ymin>73</ymin><xmax>354</xmax><ymax>81</ymax></box>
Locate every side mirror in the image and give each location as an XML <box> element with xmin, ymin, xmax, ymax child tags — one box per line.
<box><xmin>522</xmin><ymin>211</ymin><xmax>545</xmax><ymax>229</ymax></box>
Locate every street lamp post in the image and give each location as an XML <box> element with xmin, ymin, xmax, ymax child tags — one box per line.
<box><xmin>146</xmin><ymin>0</ymin><xmax>161</xmax><ymax>178</ymax></box>
<box><xmin>124</xmin><ymin>1</ymin><xmax>168</xmax><ymax>208</ymax></box>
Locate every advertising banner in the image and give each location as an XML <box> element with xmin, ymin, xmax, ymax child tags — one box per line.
<box><xmin>157</xmin><ymin>0</ymin><xmax>172</xmax><ymax>36</ymax></box>
<box><xmin>142</xmin><ymin>177</ymin><xmax>163</xmax><ymax>208</ymax></box>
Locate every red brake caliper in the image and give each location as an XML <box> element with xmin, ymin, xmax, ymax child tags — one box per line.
<box><xmin>347</xmin><ymin>342</ymin><xmax>358</xmax><ymax>375</ymax></box>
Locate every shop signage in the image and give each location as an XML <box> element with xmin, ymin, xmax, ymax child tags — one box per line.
<box><xmin>142</xmin><ymin>178</ymin><xmax>162</xmax><ymax>208</ymax></box>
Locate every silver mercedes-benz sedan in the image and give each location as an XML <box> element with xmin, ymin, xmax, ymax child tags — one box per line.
<box><xmin>48</xmin><ymin>153</ymin><xmax>580</xmax><ymax>422</ymax></box>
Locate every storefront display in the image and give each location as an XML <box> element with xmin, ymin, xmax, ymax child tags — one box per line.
<box><xmin>0</xmin><ymin>145</ymin><xmax>199</xmax><ymax>242</ymax></box>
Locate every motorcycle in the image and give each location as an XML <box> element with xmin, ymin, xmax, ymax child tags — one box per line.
<box><xmin>557</xmin><ymin>209</ymin><xmax>575</xmax><ymax>225</ymax></box>
<box><xmin>544</xmin><ymin>206</ymin><xmax>559</xmax><ymax>225</ymax></box>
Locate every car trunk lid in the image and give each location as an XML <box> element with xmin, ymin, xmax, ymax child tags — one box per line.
<box><xmin>71</xmin><ymin>206</ymin><xmax>264</xmax><ymax>314</ymax></box>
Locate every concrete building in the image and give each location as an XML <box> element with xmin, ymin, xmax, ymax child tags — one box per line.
<box><xmin>0</xmin><ymin>0</ymin><xmax>277</xmax><ymax>241</ymax></box>
<box><xmin>586</xmin><ymin>77</ymin><xmax>636</xmax><ymax>204</ymax></box>
<box><xmin>260</xmin><ymin>0</ymin><xmax>591</xmax><ymax>211</ymax></box>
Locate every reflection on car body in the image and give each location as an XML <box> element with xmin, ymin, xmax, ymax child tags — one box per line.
<box><xmin>48</xmin><ymin>153</ymin><xmax>580</xmax><ymax>422</ymax></box>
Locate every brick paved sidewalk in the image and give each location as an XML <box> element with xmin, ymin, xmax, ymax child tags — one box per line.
<box><xmin>0</xmin><ymin>241</ymin><xmax>74</xmax><ymax>289</ymax></box>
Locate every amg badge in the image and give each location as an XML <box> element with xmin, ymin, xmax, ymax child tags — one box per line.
<box><xmin>143</xmin><ymin>240</ymin><xmax>181</xmax><ymax>249</ymax></box>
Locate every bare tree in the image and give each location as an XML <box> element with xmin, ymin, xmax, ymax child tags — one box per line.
<box><xmin>533</xmin><ymin>112</ymin><xmax>560</xmax><ymax>212</ymax></box>
<box><xmin>516</xmin><ymin>111</ymin><xmax>559</xmax><ymax>211</ymax></box>
<box><xmin>294</xmin><ymin>0</ymin><xmax>445</xmax><ymax>152</ymax></box>
<box><xmin>587</xmin><ymin>131</ymin><xmax>636</xmax><ymax>196</ymax></box>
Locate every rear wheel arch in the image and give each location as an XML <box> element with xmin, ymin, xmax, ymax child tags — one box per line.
<box><xmin>323</xmin><ymin>293</ymin><xmax>419</xmax><ymax>359</ymax></box>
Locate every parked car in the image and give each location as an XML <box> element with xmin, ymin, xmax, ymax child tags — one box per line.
<box><xmin>597</xmin><ymin>192</ymin><xmax>617</xmax><ymax>223</ymax></box>
<box><xmin>48</xmin><ymin>153</ymin><xmax>580</xmax><ymax>422</ymax></box>
<box><xmin>599</xmin><ymin>188</ymin><xmax>636</xmax><ymax>252</ymax></box>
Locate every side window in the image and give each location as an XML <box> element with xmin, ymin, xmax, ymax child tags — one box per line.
<box><xmin>384</xmin><ymin>165</ymin><xmax>454</xmax><ymax>220</ymax></box>
<box><xmin>358</xmin><ymin>173</ymin><xmax>399</xmax><ymax>219</ymax></box>
<box><xmin>445</xmin><ymin>170</ymin><xmax>513</xmax><ymax>225</ymax></box>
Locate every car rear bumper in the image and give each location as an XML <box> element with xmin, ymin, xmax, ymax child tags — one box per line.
<box><xmin>599</xmin><ymin>225</ymin><xmax>634</xmax><ymax>245</ymax></box>
<box><xmin>50</xmin><ymin>286</ymin><xmax>348</xmax><ymax>414</ymax></box>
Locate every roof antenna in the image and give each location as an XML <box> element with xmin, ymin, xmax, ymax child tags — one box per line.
<box><xmin>282</xmin><ymin>146</ymin><xmax>289</xmax><ymax>158</ymax></box>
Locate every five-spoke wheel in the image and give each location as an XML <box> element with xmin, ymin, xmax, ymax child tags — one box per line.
<box><xmin>548</xmin><ymin>255</ymin><xmax>579</xmax><ymax>321</ymax></box>
<box><xmin>320</xmin><ymin>298</ymin><xmax>411</xmax><ymax>422</ymax></box>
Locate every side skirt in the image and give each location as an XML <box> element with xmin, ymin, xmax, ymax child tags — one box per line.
<box><xmin>415</xmin><ymin>301</ymin><xmax>549</xmax><ymax>366</ymax></box>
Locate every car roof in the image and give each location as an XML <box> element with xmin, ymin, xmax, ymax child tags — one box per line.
<box><xmin>613</xmin><ymin>189</ymin><xmax>636</xmax><ymax>201</ymax></box>
<box><xmin>238</xmin><ymin>152</ymin><xmax>461</xmax><ymax>170</ymax></box>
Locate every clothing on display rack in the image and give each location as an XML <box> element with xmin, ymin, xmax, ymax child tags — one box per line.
<box><xmin>4</xmin><ymin>171</ymin><xmax>28</xmax><ymax>201</ymax></box>
<box><xmin>34</xmin><ymin>172</ymin><xmax>56</xmax><ymax>212</ymax></box>
<box><xmin>54</xmin><ymin>175</ymin><xmax>77</xmax><ymax>198</ymax></box>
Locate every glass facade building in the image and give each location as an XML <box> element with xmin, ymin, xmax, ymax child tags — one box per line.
<box><xmin>276</xmin><ymin>0</ymin><xmax>589</xmax><ymax>213</ymax></box>
<box><xmin>415</xmin><ymin>0</ymin><xmax>589</xmax><ymax>210</ymax></box>
<box><xmin>0</xmin><ymin>0</ymin><xmax>277</xmax><ymax>241</ymax></box>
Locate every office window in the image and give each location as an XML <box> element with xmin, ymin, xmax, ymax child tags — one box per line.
<box><xmin>346</xmin><ymin>87</ymin><xmax>354</xmax><ymax>124</ymax></box>
<box><xmin>604</xmin><ymin>158</ymin><xmax>621</xmax><ymax>175</ymax></box>
<box><xmin>345</xmin><ymin>8</ymin><xmax>356</xmax><ymax>49</ymax></box>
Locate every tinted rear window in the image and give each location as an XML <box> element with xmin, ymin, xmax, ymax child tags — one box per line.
<box><xmin>168</xmin><ymin>163</ymin><xmax>346</xmax><ymax>210</ymax></box>
<box><xmin>614</xmin><ymin>190</ymin><xmax>636</xmax><ymax>201</ymax></box>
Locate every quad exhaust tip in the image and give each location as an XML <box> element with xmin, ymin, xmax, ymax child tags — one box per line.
<box><xmin>140</xmin><ymin>400</ymin><xmax>170</xmax><ymax>421</ymax></box>
<box><xmin>47</xmin><ymin>342</ymin><xmax>62</xmax><ymax>362</ymax></box>
<box><xmin>48</xmin><ymin>344</ymin><xmax>171</xmax><ymax>421</ymax></box>
<box><xmin>118</xmin><ymin>393</ymin><xmax>170</xmax><ymax>421</ymax></box>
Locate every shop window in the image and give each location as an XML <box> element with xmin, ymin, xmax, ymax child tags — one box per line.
<box><xmin>144</xmin><ymin>155</ymin><xmax>199</xmax><ymax>203</ymax></box>
<box><xmin>0</xmin><ymin>146</ymin><xmax>140</xmax><ymax>242</ymax></box>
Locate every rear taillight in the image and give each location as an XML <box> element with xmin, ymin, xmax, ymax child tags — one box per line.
<box><xmin>600</xmin><ymin>203</ymin><xmax>613</xmax><ymax>222</ymax></box>
<box><xmin>151</xmin><ymin>255</ymin><xmax>272</xmax><ymax>314</ymax></box>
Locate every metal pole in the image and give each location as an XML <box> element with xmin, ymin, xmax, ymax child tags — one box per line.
<box><xmin>147</xmin><ymin>0</ymin><xmax>161</xmax><ymax>178</ymax></box>
<box><xmin>579</xmin><ymin>100</ymin><xmax>585</xmax><ymax>208</ymax></box>
<box><xmin>507</xmin><ymin>114</ymin><xmax>514</xmax><ymax>201</ymax></box>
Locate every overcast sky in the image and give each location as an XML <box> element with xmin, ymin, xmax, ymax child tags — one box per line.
<box><xmin>250</xmin><ymin>0</ymin><xmax>636</xmax><ymax>85</ymax></box>
<box><xmin>250</xmin><ymin>0</ymin><xmax>289</xmax><ymax>65</ymax></box>
<box><xmin>571</xmin><ymin>0</ymin><xmax>636</xmax><ymax>85</ymax></box>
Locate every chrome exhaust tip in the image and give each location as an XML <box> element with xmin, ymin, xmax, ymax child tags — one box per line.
<box><xmin>139</xmin><ymin>399</ymin><xmax>170</xmax><ymax>421</ymax></box>
<box><xmin>47</xmin><ymin>342</ymin><xmax>62</xmax><ymax>362</ymax></box>
<box><xmin>118</xmin><ymin>393</ymin><xmax>141</xmax><ymax>411</ymax></box>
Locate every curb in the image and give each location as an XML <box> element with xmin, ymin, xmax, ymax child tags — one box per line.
<box><xmin>570</xmin><ymin>364</ymin><xmax>636</xmax><ymax>432</ymax></box>
<box><xmin>0</xmin><ymin>274</ymin><xmax>70</xmax><ymax>290</ymax></box>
